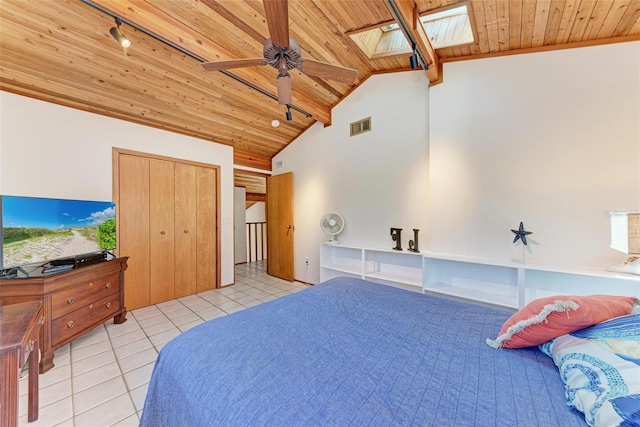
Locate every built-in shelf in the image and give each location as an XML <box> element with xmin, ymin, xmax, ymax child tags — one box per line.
<box><xmin>320</xmin><ymin>243</ymin><xmax>424</xmax><ymax>292</ymax></box>
<box><xmin>321</xmin><ymin>244</ymin><xmax>640</xmax><ymax>308</ymax></box>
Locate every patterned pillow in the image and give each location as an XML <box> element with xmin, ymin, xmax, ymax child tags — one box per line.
<box><xmin>539</xmin><ymin>313</ymin><xmax>640</xmax><ymax>426</ymax></box>
<box><xmin>486</xmin><ymin>295</ymin><xmax>637</xmax><ymax>349</ymax></box>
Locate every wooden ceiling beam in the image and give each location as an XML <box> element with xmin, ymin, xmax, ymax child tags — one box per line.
<box><xmin>386</xmin><ymin>0</ymin><xmax>441</xmax><ymax>85</ymax></box>
<box><xmin>87</xmin><ymin>0</ymin><xmax>332</xmax><ymax>125</ymax></box>
<box><xmin>234</xmin><ymin>150</ymin><xmax>272</xmax><ymax>171</ymax></box>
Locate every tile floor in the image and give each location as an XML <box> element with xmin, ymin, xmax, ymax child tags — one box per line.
<box><xmin>18</xmin><ymin>260</ymin><xmax>309</xmax><ymax>426</ymax></box>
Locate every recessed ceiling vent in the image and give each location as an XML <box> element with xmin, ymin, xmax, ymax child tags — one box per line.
<box><xmin>350</xmin><ymin>117</ymin><xmax>371</xmax><ymax>137</ymax></box>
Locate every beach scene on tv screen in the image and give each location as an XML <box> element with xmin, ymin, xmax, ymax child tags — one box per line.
<box><xmin>2</xmin><ymin>196</ymin><xmax>115</xmax><ymax>269</ymax></box>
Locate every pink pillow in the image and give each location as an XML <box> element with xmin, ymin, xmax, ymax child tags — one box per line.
<box><xmin>486</xmin><ymin>295</ymin><xmax>637</xmax><ymax>349</ymax></box>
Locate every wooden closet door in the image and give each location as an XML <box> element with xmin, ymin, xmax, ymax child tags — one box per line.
<box><xmin>174</xmin><ymin>163</ymin><xmax>197</xmax><ymax>297</ymax></box>
<box><xmin>149</xmin><ymin>159</ymin><xmax>176</xmax><ymax>304</ymax></box>
<box><xmin>196</xmin><ymin>166</ymin><xmax>217</xmax><ymax>292</ymax></box>
<box><xmin>118</xmin><ymin>155</ymin><xmax>150</xmax><ymax>309</ymax></box>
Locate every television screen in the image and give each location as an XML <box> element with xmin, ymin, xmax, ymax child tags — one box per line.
<box><xmin>1</xmin><ymin>195</ymin><xmax>116</xmax><ymax>270</ymax></box>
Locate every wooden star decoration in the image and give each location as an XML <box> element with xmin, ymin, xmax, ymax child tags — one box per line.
<box><xmin>511</xmin><ymin>222</ymin><xmax>532</xmax><ymax>246</ymax></box>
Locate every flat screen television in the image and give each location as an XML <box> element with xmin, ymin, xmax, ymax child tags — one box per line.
<box><xmin>1</xmin><ymin>195</ymin><xmax>116</xmax><ymax>273</ymax></box>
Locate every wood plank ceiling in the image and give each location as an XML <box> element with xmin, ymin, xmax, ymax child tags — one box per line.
<box><xmin>1</xmin><ymin>0</ymin><xmax>639</xmax><ymax>196</ymax></box>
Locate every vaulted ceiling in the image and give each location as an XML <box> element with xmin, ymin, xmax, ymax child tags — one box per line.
<box><xmin>1</xmin><ymin>0</ymin><xmax>639</xmax><ymax>192</ymax></box>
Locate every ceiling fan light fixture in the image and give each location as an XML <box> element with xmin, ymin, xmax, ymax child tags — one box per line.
<box><xmin>110</xmin><ymin>18</ymin><xmax>131</xmax><ymax>48</ymax></box>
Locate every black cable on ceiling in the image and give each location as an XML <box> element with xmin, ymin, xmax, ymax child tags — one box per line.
<box><xmin>80</xmin><ymin>0</ymin><xmax>313</xmax><ymax>118</ymax></box>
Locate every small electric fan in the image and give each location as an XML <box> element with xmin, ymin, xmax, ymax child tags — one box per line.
<box><xmin>320</xmin><ymin>212</ymin><xmax>345</xmax><ymax>244</ymax></box>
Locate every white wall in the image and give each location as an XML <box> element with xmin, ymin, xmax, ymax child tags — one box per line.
<box><xmin>273</xmin><ymin>71</ymin><xmax>430</xmax><ymax>283</ymax></box>
<box><xmin>276</xmin><ymin>42</ymin><xmax>639</xmax><ymax>284</ymax></box>
<box><xmin>429</xmin><ymin>42</ymin><xmax>640</xmax><ymax>269</ymax></box>
<box><xmin>246</xmin><ymin>202</ymin><xmax>265</xmax><ymax>222</ymax></box>
<box><xmin>0</xmin><ymin>92</ymin><xmax>235</xmax><ymax>285</ymax></box>
<box><xmin>234</xmin><ymin>187</ymin><xmax>247</xmax><ymax>264</ymax></box>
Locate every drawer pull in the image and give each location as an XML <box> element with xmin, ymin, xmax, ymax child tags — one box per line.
<box><xmin>106</xmin><ymin>302</ymin><xmax>112</xmax><ymax>309</ymax></box>
<box><xmin>67</xmin><ymin>321</ymin><xmax>75</xmax><ymax>329</ymax></box>
<box><xmin>160</xmin><ymin>231</ymin><xmax>166</xmax><ymax>235</ymax></box>
<box><xmin>67</xmin><ymin>296</ymin><xmax>74</xmax><ymax>304</ymax></box>
<box><xmin>106</xmin><ymin>282</ymin><xmax>112</xmax><ymax>289</ymax></box>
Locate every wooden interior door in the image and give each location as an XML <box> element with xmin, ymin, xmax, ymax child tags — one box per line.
<box><xmin>196</xmin><ymin>166</ymin><xmax>217</xmax><ymax>292</ymax></box>
<box><xmin>267</xmin><ymin>172</ymin><xmax>294</xmax><ymax>281</ymax></box>
<box><xmin>118</xmin><ymin>155</ymin><xmax>150</xmax><ymax>309</ymax></box>
<box><xmin>149</xmin><ymin>159</ymin><xmax>175</xmax><ymax>304</ymax></box>
<box><xmin>174</xmin><ymin>163</ymin><xmax>198</xmax><ymax>298</ymax></box>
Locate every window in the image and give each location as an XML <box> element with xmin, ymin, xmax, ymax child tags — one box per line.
<box><xmin>349</xmin><ymin>2</ymin><xmax>474</xmax><ymax>59</ymax></box>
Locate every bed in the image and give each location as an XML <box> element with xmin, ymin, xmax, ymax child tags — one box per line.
<box><xmin>139</xmin><ymin>277</ymin><xmax>638</xmax><ymax>426</ymax></box>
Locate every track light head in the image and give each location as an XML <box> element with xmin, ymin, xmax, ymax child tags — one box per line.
<box><xmin>285</xmin><ymin>105</ymin><xmax>292</xmax><ymax>121</ymax></box>
<box><xmin>110</xmin><ymin>18</ymin><xmax>131</xmax><ymax>48</ymax></box>
<box><xmin>409</xmin><ymin>53</ymin><xmax>418</xmax><ymax>70</ymax></box>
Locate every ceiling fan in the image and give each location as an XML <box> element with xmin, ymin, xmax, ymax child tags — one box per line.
<box><xmin>201</xmin><ymin>0</ymin><xmax>358</xmax><ymax>105</ymax></box>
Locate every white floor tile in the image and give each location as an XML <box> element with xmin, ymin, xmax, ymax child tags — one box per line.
<box><xmin>118</xmin><ymin>347</ymin><xmax>158</xmax><ymax>374</ymax></box>
<box><xmin>123</xmin><ymin>362</ymin><xmax>155</xmax><ymax>390</ymax></box>
<box><xmin>73</xmin><ymin>376</ymin><xmax>128</xmax><ymax>415</ymax></box>
<box><xmin>72</xmin><ymin>349</ymin><xmax>116</xmax><ymax>376</ymax></box>
<box><xmin>73</xmin><ymin>393</ymin><xmax>136</xmax><ymax>427</ymax></box>
<box><xmin>18</xmin><ymin>396</ymin><xmax>72</xmax><ymax>427</ymax></box>
<box><xmin>113</xmin><ymin>338</ymin><xmax>154</xmax><ymax>360</ymax></box>
<box><xmin>72</xmin><ymin>362</ymin><xmax>121</xmax><ymax>393</ymax></box>
<box><xmin>36</xmin><ymin>262</ymin><xmax>306</xmax><ymax>426</ymax></box>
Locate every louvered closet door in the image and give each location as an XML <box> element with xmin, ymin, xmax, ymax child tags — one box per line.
<box><xmin>149</xmin><ymin>159</ymin><xmax>176</xmax><ymax>304</ymax></box>
<box><xmin>196</xmin><ymin>166</ymin><xmax>217</xmax><ymax>292</ymax></box>
<box><xmin>119</xmin><ymin>155</ymin><xmax>151</xmax><ymax>309</ymax></box>
<box><xmin>174</xmin><ymin>163</ymin><xmax>198</xmax><ymax>298</ymax></box>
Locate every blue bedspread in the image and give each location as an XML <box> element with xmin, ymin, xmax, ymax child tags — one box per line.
<box><xmin>140</xmin><ymin>277</ymin><xmax>586</xmax><ymax>426</ymax></box>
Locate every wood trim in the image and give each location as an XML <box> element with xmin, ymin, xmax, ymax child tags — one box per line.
<box><xmin>440</xmin><ymin>35</ymin><xmax>640</xmax><ymax>63</ymax></box>
<box><xmin>114</xmin><ymin>147</ymin><xmax>223</xmax><ymax>170</ymax></box>
<box><xmin>345</xmin><ymin>19</ymin><xmax>399</xmax><ymax>36</ymax></box>
<box><xmin>233</xmin><ymin>168</ymin><xmax>271</xmax><ymax>178</ymax></box>
<box><xmin>246</xmin><ymin>193</ymin><xmax>266</xmax><ymax>202</ymax></box>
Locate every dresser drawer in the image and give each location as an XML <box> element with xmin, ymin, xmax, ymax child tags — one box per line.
<box><xmin>51</xmin><ymin>294</ymin><xmax>120</xmax><ymax>345</ymax></box>
<box><xmin>51</xmin><ymin>273</ymin><xmax>120</xmax><ymax>319</ymax></box>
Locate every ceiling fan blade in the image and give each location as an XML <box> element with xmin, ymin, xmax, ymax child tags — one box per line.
<box><xmin>298</xmin><ymin>58</ymin><xmax>358</xmax><ymax>85</ymax></box>
<box><xmin>263</xmin><ymin>0</ymin><xmax>289</xmax><ymax>48</ymax></box>
<box><xmin>201</xmin><ymin>58</ymin><xmax>266</xmax><ymax>72</ymax></box>
<box><xmin>277</xmin><ymin>74</ymin><xmax>292</xmax><ymax>105</ymax></box>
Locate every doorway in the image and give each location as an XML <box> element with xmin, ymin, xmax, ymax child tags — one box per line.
<box><xmin>234</xmin><ymin>169</ymin><xmax>268</xmax><ymax>265</ymax></box>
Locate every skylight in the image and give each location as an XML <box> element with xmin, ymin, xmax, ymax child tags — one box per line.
<box><xmin>349</xmin><ymin>2</ymin><xmax>474</xmax><ymax>59</ymax></box>
<box><xmin>420</xmin><ymin>5</ymin><xmax>474</xmax><ymax>49</ymax></box>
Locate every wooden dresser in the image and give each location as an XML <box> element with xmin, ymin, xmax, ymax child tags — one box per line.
<box><xmin>0</xmin><ymin>300</ymin><xmax>43</xmax><ymax>426</ymax></box>
<box><xmin>0</xmin><ymin>257</ymin><xmax>128</xmax><ymax>373</ymax></box>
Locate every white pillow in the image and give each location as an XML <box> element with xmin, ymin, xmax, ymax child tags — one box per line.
<box><xmin>608</xmin><ymin>256</ymin><xmax>640</xmax><ymax>276</ymax></box>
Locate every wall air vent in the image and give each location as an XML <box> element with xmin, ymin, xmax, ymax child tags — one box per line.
<box><xmin>350</xmin><ymin>117</ymin><xmax>371</xmax><ymax>137</ymax></box>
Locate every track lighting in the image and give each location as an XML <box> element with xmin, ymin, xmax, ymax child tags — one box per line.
<box><xmin>285</xmin><ymin>105</ymin><xmax>292</xmax><ymax>121</ymax></box>
<box><xmin>409</xmin><ymin>44</ymin><xmax>419</xmax><ymax>70</ymax></box>
<box><xmin>110</xmin><ymin>18</ymin><xmax>131</xmax><ymax>48</ymax></box>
